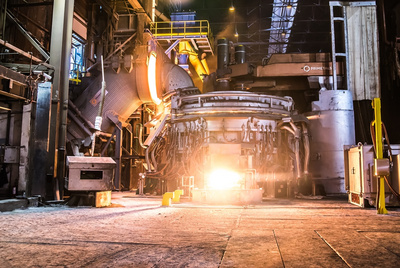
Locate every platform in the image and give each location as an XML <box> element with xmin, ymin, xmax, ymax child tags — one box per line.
<box><xmin>0</xmin><ymin>192</ymin><xmax>400</xmax><ymax>267</ymax></box>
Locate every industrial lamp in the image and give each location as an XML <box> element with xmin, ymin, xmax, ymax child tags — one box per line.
<box><xmin>229</xmin><ymin>1</ymin><xmax>235</xmax><ymax>11</ymax></box>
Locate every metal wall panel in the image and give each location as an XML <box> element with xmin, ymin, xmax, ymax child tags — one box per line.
<box><xmin>346</xmin><ymin>4</ymin><xmax>380</xmax><ymax>100</ymax></box>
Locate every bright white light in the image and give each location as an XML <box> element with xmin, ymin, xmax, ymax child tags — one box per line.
<box><xmin>207</xmin><ymin>169</ymin><xmax>241</xmax><ymax>190</ymax></box>
<box><xmin>148</xmin><ymin>52</ymin><xmax>162</xmax><ymax>105</ymax></box>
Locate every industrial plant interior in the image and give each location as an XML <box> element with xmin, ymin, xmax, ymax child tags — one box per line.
<box><xmin>1</xmin><ymin>0</ymin><xmax>400</xmax><ymax>267</ymax></box>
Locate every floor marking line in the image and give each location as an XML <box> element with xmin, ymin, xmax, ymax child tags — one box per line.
<box><xmin>272</xmin><ymin>229</ymin><xmax>285</xmax><ymax>268</ymax></box>
<box><xmin>315</xmin><ymin>230</ymin><xmax>352</xmax><ymax>268</ymax></box>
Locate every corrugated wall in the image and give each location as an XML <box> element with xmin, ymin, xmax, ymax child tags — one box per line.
<box><xmin>346</xmin><ymin>4</ymin><xmax>380</xmax><ymax>100</ymax></box>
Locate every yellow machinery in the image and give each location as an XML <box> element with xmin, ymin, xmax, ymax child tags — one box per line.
<box><xmin>150</xmin><ymin>18</ymin><xmax>213</xmax><ymax>86</ymax></box>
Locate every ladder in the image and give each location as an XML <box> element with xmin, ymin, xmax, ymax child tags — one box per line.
<box><xmin>329</xmin><ymin>2</ymin><xmax>350</xmax><ymax>91</ymax></box>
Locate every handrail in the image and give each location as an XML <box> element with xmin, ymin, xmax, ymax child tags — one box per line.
<box><xmin>150</xmin><ymin>20</ymin><xmax>211</xmax><ymax>38</ymax></box>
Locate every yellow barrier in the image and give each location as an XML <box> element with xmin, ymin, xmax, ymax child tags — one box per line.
<box><xmin>173</xmin><ymin>189</ymin><xmax>184</xmax><ymax>203</ymax></box>
<box><xmin>162</xmin><ymin>192</ymin><xmax>175</xmax><ymax>206</ymax></box>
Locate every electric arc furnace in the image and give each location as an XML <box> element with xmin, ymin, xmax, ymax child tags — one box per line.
<box><xmin>144</xmin><ymin>89</ymin><xmax>310</xmax><ymax>203</ymax></box>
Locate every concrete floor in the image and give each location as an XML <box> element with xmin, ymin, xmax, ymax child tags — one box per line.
<box><xmin>1</xmin><ymin>192</ymin><xmax>400</xmax><ymax>267</ymax></box>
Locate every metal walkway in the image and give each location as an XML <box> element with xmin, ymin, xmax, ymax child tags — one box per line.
<box><xmin>150</xmin><ymin>20</ymin><xmax>214</xmax><ymax>55</ymax></box>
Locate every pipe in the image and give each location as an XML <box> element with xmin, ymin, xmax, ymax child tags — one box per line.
<box><xmin>55</xmin><ymin>0</ymin><xmax>74</xmax><ymax>200</ymax></box>
<box><xmin>5</xmin><ymin>107</ymin><xmax>11</xmax><ymax>145</ymax></box>
<box><xmin>281</xmin><ymin>123</ymin><xmax>301</xmax><ymax>179</ymax></box>
<box><xmin>235</xmin><ymin>45</ymin><xmax>245</xmax><ymax>64</ymax></box>
<box><xmin>145</xmin><ymin>147</ymin><xmax>153</xmax><ymax>172</ymax></box>
<box><xmin>137</xmin><ymin>124</ymin><xmax>147</xmax><ymax>149</ymax></box>
<box><xmin>289</xmin><ymin>121</ymin><xmax>301</xmax><ymax>179</ymax></box>
<box><xmin>154</xmin><ymin>9</ymin><xmax>169</xmax><ymax>22</ymax></box>
<box><xmin>379</xmin><ymin>0</ymin><xmax>392</xmax><ymax>46</ymax></box>
<box><xmin>90</xmin><ymin>56</ymin><xmax>106</xmax><ymax>156</ymax></box>
<box><xmin>1</xmin><ymin>0</ymin><xmax>7</xmax><ymax>40</ymax></box>
<box><xmin>217</xmin><ymin>38</ymin><xmax>229</xmax><ymax>71</ymax></box>
<box><xmin>281</xmin><ymin>126</ymin><xmax>295</xmax><ymax>136</ymax></box>
<box><xmin>301</xmin><ymin>122</ymin><xmax>310</xmax><ymax>175</ymax></box>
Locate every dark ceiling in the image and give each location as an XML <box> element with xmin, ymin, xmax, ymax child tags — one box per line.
<box><xmin>162</xmin><ymin>0</ymin><xmax>333</xmax><ymax>65</ymax></box>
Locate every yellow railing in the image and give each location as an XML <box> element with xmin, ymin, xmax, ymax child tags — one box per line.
<box><xmin>150</xmin><ymin>20</ymin><xmax>211</xmax><ymax>38</ymax></box>
<box><xmin>69</xmin><ymin>63</ymin><xmax>84</xmax><ymax>84</ymax></box>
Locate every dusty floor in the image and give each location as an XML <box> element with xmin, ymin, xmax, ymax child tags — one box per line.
<box><xmin>1</xmin><ymin>192</ymin><xmax>400</xmax><ymax>267</ymax></box>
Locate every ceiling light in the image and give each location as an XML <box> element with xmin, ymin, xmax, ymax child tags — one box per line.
<box><xmin>229</xmin><ymin>0</ymin><xmax>235</xmax><ymax>11</ymax></box>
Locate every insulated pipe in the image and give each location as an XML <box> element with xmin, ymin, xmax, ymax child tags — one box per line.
<box><xmin>281</xmin><ymin>124</ymin><xmax>301</xmax><ymax>179</ymax></box>
<box><xmin>289</xmin><ymin>122</ymin><xmax>301</xmax><ymax>179</ymax></box>
<box><xmin>137</xmin><ymin>124</ymin><xmax>147</xmax><ymax>149</ymax></box>
<box><xmin>91</xmin><ymin>56</ymin><xmax>106</xmax><ymax>156</ymax></box>
<box><xmin>235</xmin><ymin>45</ymin><xmax>246</xmax><ymax>64</ymax></box>
<box><xmin>302</xmin><ymin>122</ymin><xmax>310</xmax><ymax>175</ymax></box>
<box><xmin>154</xmin><ymin>9</ymin><xmax>170</xmax><ymax>22</ymax></box>
<box><xmin>217</xmin><ymin>38</ymin><xmax>229</xmax><ymax>70</ymax></box>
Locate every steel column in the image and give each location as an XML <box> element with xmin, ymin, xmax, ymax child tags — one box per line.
<box><xmin>49</xmin><ymin>0</ymin><xmax>74</xmax><ymax>200</ymax></box>
<box><xmin>114</xmin><ymin>122</ymin><xmax>122</xmax><ymax>190</ymax></box>
<box><xmin>372</xmin><ymin>98</ymin><xmax>388</xmax><ymax>214</ymax></box>
<box><xmin>29</xmin><ymin>82</ymin><xmax>52</xmax><ymax>198</ymax></box>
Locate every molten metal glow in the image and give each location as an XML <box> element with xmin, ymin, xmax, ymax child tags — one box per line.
<box><xmin>148</xmin><ymin>52</ymin><xmax>162</xmax><ymax>105</ymax></box>
<box><xmin>207</xmin><ymin>169</ymin><xmax>241</xmax><ymax>190</ymax></box>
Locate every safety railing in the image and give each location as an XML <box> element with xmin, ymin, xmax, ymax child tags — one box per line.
<box><xmin>150</xmin><ymin>20</ymin><xmax>211</xmax><ymax>38</ymax></box>
<box><xmin>69</xmin><ymin>63</ymin><xmax>85</xmax><ymax>84</ymax></box>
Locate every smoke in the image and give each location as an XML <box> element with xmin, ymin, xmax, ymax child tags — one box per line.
<box><xmin>215</xmin><ymin>23</ymin><xmax>235</xmax><ymax>40</ymax></box>
<box><xmin>215</xmin><ymin>12</ymin><xmax>245</xmax><ymax>41</ymax></box>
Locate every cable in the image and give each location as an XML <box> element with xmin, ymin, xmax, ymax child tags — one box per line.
<box><xmin>370</xmin><ymin>120</ymin><xmax>400</xmax><ymax>204</ymax></box>
<box><xmin>384</xmin><ymin>176</ymin><xmax>400</xmax><ymax>202</ymax></box>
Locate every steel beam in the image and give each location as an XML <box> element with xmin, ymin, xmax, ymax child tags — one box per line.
<box><xmin>6</xmin><ymin>10</ymin><xmax>50</xmax><ymax>60</ymax></box>
<box><xmin>48</xmin><ymin>0</ymin><xmax>74</xmax><ymax>200</ymax></box>
<box><xmin>0</xmin><ymin>64</ymin><xmax>27</xmax><ymax>86</ymax></box>
<box><xmin>0</xmin><ymin>39</ymin><xmax>53</xmax><ymax>69</ymax></box>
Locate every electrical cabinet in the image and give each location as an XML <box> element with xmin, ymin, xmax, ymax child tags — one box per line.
<box><xmin>66</xmin><ymin>156</ymin><xmax>116</xmax><ymax>191</ymax></box>
<box><xmin>344</xmin><ymin>144</ymin><xmax>394</xmax><ymax>207</ymax></box>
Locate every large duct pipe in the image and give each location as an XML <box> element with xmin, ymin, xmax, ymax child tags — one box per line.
<box><xmin>179</xmin><ymin>41</ymin><xmax>208</xmax><ymax>81</ymax></box>
<box><xmin>235</xmin><ymin>45</ymin><xmax>245</xmax><ymax>64</ymax></box>
<box><xmin>70</xmin><ymin>49</ymin><xmax>196</xmax><ymax>139</ymax></box>
<box><xmin>154</xmin><ymin>9</ymin><xmax>170</xmax><ymax>22</ymax></box>
<box><xmin>217</xmin><ymin>38</ymin><xmax>229</xmax><ymax>71</ymax></box>
<box><xmin>72</xmin><ymin>67</ymin><xmax>142</xmax><ymax>135</ymax></box>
